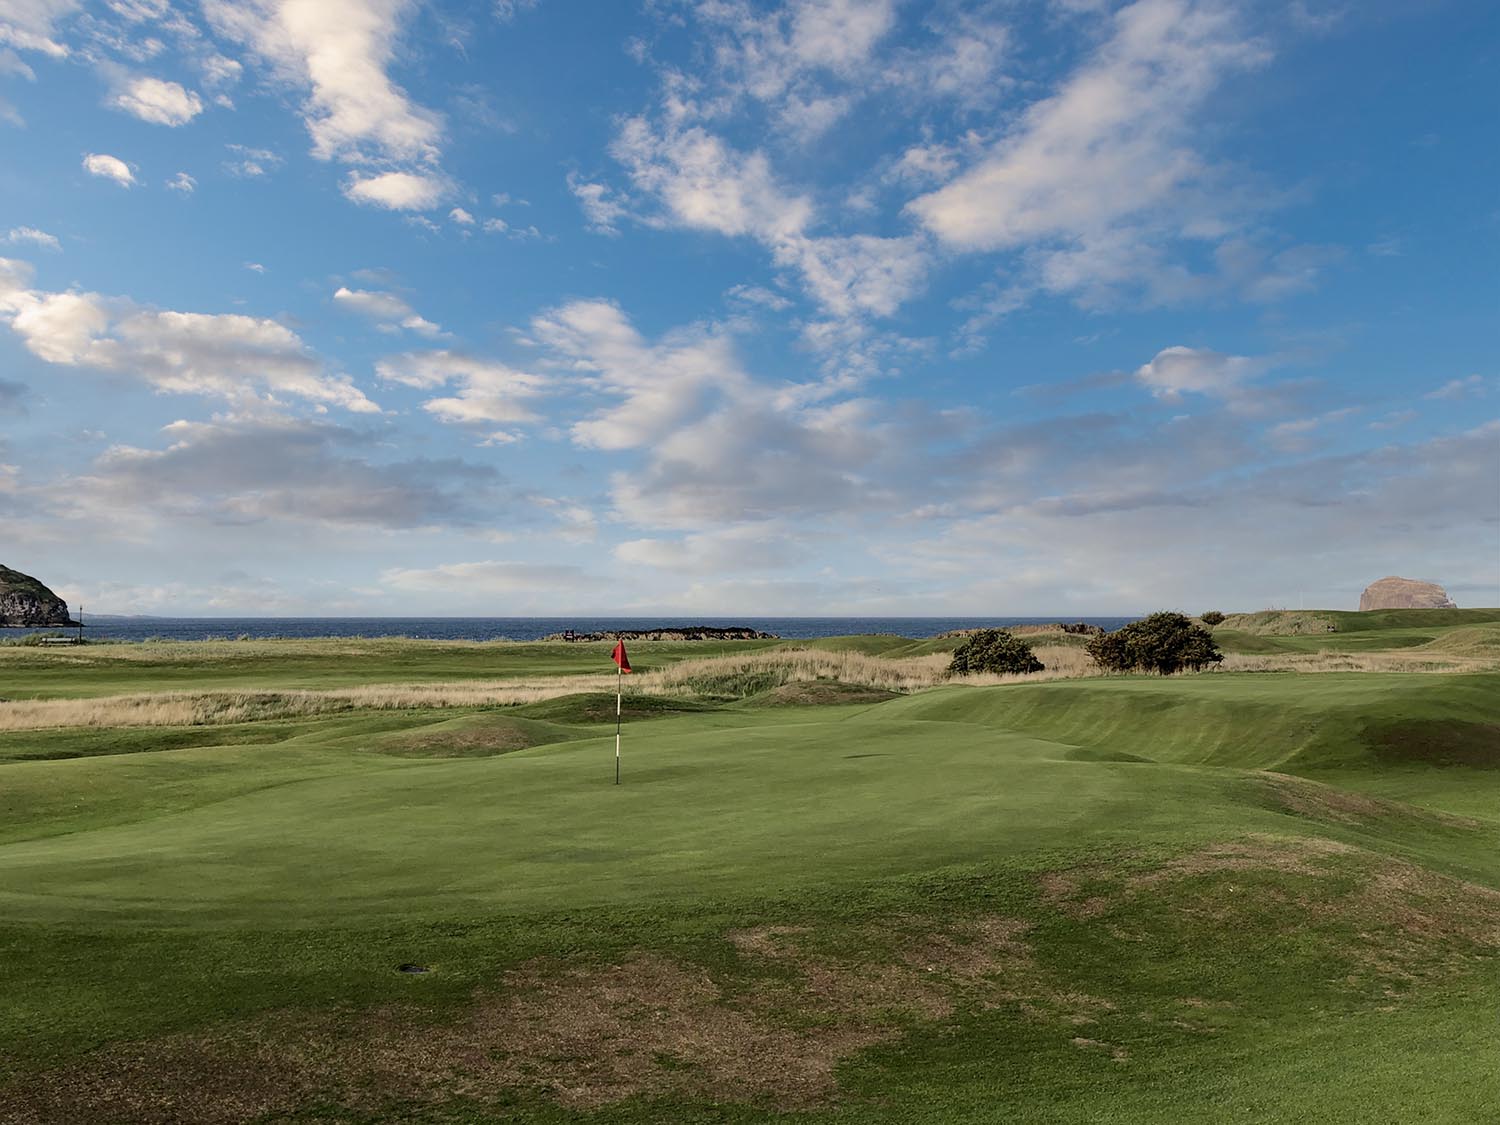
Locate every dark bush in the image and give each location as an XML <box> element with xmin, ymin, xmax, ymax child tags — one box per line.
<box><xmin>1085</xmin><ymin>612</ymin><xmax>1223</xmax><ymax>675</ymax></box>
<box><xmin>948</xmin><ymin>629</ymin><xmax>1044</xmax><ymax>676</ymax></box>
<box><xmin>1200</xmin><ymin>610</ymin><xmax>1226</xmax><ymax>626</ymax></box>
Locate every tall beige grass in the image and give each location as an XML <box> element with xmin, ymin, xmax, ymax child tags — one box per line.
<box><xmin>3</xmin><ymin>638</ymin><xmax>1491</xmax><ymax>733</ymax></box>
<box><xmin>0</xmin><ymin>645</ymin><xmax>1089</xmax><ymax>732</ymax></box>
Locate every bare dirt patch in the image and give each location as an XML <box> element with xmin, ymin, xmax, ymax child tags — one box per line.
<box><xmin>0</xmin><ymin>913</ymin><xmax>1102</xmax><ymax>1123</ymax></box>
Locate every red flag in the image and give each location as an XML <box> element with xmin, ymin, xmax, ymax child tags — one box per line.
<box><xmin>611</xmin><ymin>640</ymin><xmax>632</xmax><ymax>673</ymax></box>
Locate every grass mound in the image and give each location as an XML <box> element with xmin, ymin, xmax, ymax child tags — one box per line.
<box><xmin>744</xmin><ymin>681</ymin><xmax>901</xmax><ymax>707</ymax></box>
<box><xmin>1366</xmin><ymin>720</ymin><xmax>1500</xmax><ymax>768</ymax></box>
<box><xmin>514</xmin><ymin>692</ymin><xmax>720</xmax><ymax>724</ymax></box>
<box><xmin>367</xmin><ymin>713</ymin><xmax>580</xmax><ymax>758</ymax></box>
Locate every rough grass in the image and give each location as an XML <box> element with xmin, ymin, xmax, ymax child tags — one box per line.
<box><xmin>4</xmin><ymin>836</ymin><xmax>1496</xmax><ymax>1123</ymax></box>
<box><xmin>4</xmin><ymin>630</ymin><xmax>1494</xmax><ymax>732</ymax></box>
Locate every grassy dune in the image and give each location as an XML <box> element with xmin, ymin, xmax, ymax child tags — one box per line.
<box><xmin>1</xmin><ymin>614</ymin><xmax>1498</xmax><ymax>1122</ymax></box>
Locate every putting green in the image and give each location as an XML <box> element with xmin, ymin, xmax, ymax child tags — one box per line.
<box><xmin>0</xmin><ymin>712</ymin><xmax>1264</xmax><ymax>927</ymax></box>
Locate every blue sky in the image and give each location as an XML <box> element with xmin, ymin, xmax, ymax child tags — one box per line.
<box><xmin>0</xmin><ymin>0</ymin><xmax>1495</xmax><ymax>616</ymax></box>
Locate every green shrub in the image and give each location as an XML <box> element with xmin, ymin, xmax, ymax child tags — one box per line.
<box><xmin>1200</xmin><ymin>610</ymin><xmax>1226</xmax><ymax>626</ymax></box>
<box><xmin>947</xmin><ymin>629</ymin><xmax>1044</xmax><ymax>676</ymax></box>
<box><xmin>1086</xmin><ymin>612</ymin><xmax>1223</xmax><ymax>675</ymax></box>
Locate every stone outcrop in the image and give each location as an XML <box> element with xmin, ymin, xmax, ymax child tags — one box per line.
<box><xmin>1358</xmin><ymin>576</ymin><xmax>1457</xmax><ymax>611</ymax></box>
<box><xmin>0</xmin><ymin>564</ymin><xmax>80</xmax><ymax>627</ymax></box>
<box><xmin>546</xmin><ymin>626</ymin><xmax>778</xmax><ymax>642</ymax></box>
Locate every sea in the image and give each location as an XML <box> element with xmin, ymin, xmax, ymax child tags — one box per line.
<box><xmin>5</xmin><ymin>616</ymin><xmax>1139</xmax><ymax>644</ymax></box>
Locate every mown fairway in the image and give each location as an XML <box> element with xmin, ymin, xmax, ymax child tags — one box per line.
<box><xmin>2</xmin><ymin>618</ymin><xmax>1498</xmax><ymax>1123</ymax></box>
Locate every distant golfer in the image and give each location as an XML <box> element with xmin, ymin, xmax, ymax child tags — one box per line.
<box><xmin>612</xmin><ymin>640</ymin><xmax>631</xmax><ymax>784</ymax></box>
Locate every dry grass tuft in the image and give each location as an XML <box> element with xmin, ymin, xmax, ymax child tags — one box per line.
<box><xmin>1038</xmin><ymin>834</ymin><xmax>1500</xmax><ymax>992</ymax></box>
<box><xmin>0</xmin><ymin>646</ymin><xmax>1097</xmax><ymax>732</ymax></box>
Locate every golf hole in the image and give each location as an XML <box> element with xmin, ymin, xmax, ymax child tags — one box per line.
<box><xmin>397</xmin><ymin>963</ymin><xmax>431</xmax><ymax>974</ymax></box>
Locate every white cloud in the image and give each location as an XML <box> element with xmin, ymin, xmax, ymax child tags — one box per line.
<box><xmin>0</xmin><ymin>0</ymin><xmax>80</xmax><ymax>58</ymax></box>
<box><xmin>5</xmin><ymin>226</ymin><xmax>60</xmax><ymax>251</ymax></box>
<box><xmin>616</xmin><ymin>525</ymin><xmax>810</xmax><ymax>573</ymax></box>
<box><xmin>244</xmin><ymin>261</ymin><xmax>266</xmax><ymax>273</ymax></box>
<box><xmin>567</xmin><ymin>172</ymin><xmax>628</xmax><ymax>235</ymax></box>
<box><xmin>613</xmin><ymin>119</ymin><xmax>813</xmax><ymax>242</ymax></box>
<box><xmin>377</xmin><ymin>350</ymin><xmax>546</xmax><ymax>427</ymax></box>
<box><xmin>912</xmin><ymin>0</ymin><xmax>1267</xmax><ymax>250</ymax></box>
<box><xmin>0</xmin><ymin>47</ymin><xmax>37</xmax><ymax>79</ymax></box>
<box><xmin>343</xmin><ymin>169</ymin><xmax>447</xmax><ymax>210</ymax></box>
<box><xmin>448</xmin><ymin>206</ymin><xmax>475</xmax><ymax>225</ymax></box>
<box><xmin>612</xmin><ymin>116</ymin><xmax>928</xmax><ymax>328</ymax></box>
<box><xmin>110</xmin><ymin>76</ymin><xmax>204</xmax><ymax>126</ymax></box>
<box><xmin>332</xmin><ymin>285</ymin><xmax>443</xmax><ymax>336</ymax></box>
<box><xmin>1426</xmin><ymin>374</ymin><xmax>1487</xmax><ymax>401</ymax></box>
<box><xmin>165</xmin><ymin>171</ymin><xmax>196</xmax><ymax>192</ymax></box>
<box><xmin>0</xmin><ymin>257</ymin><xmax>379</xmax><ymax>412</ymax></box>
<box><xmin>529</xmin><ymin>298</ymin><xmax>747</xmax><ymax>451</ymax></box>
<box><xmin>776</xmin><ymin>233</ymin><xmax>930</xmax><ymax>319</ymax></box>
<box><xmin>684</xmin><ymin>0</ymin><xmax>898</xmax><ymax>135</ymax></box>
<box><xmin>382</xmin><ymin>559</ymin><xmax>590</xmax><ymax>597</ymax></box>
<box><xmin>82</xmin><ymin>152</ymin><xmax>136</xmax><ymax>187</ymax></box>
<box><xmin>61</xmin><ymin>415</ymin><xmax>504</xmax><ymax>531</ymax></box>
<box><xmin>909</xmin><ymin>0</ymin><xmax>1270</xmax><ymax>309</ymax></box>
<box><xmin>222</xmin><ymin>144</ymin><xmax>280</xmax><ymax>178</ymax></box>
<box><xmin>203</xmin><ymin>0</ymin><xmax>442</xmax><ymax>167</ymax></box>
<box><xmin>889</xmin><ymin>142</ymin><xmax>960</xmax><ymax>185</ymax></box>
<box><xmin>1134</xmin><ymin>346</ymin><xmax>1267</xmax><ymax>400</ymax></box>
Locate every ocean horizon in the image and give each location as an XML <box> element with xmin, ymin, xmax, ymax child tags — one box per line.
<box><xmin>5</xmin><ymin>615</ymin><xmax>1141</xmax><ymax>644</ymax></box>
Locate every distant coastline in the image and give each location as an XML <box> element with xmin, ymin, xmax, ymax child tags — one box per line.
<box><xmin>0</xmin><ymin>615</ymin><xmax>1141</xmax><ymax>644</ymax></box>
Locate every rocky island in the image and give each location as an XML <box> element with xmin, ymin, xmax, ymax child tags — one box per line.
<box><xmin>0</xmin><ymin>564</ymin><xmax>81</xmax><ymax>627</ymax></box>
<box><xmin>1359</xmin><ymin>576</ymin><xmax>1458</xmax><ymax>611</ymax></box>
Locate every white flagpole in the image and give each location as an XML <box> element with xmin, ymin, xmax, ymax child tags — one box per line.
<box><xmin>614</xmin><ymin>659</ymin><xmax>622</xmax><ymax>785</ymax></box>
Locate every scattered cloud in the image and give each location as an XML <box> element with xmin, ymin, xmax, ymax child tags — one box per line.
<box><xmin>110</xmin><ymin>75</ymin><xmax>204</xmax><ymax>126</ymax></box>
<box><xmin>82</xmin><ymin>152</ymin><xmax>136</xmax><ymax>187</ymax></box>
<box><xmin>377</xmin><ymin>349</ymin><xmax>546</xmax><ymax>430</ymax></box>
<box><xmin>332</xmin><ymin>285</ymin><xmax>443</xmax><ymax>336</ymax></box>
<box><xmin>222</xmin><ymin>144</ymin><xmax>280</xmax><ymax>178</ymax></box>
<box><xmin>0</xmin><ymin>0</ymin><xmax>80</xmax><ymax>59</ymax></box>
<box><xmin>203</xmin><ymin>0</ymin><xmax>442</xmax><ymax>166</ymax></box>
<box><xmin>1134</xmin><ymin>346</ymin><xmax>1268</xmax><ymax>399</ymax></box>
<box><xmin>382</xmin><ymin>559</ymin><xmax>591</xmax><ymax>599</ymax></box>
<box><xmin>1425</xmin><ymin>374</ymin><xmax>1487</xmax><ymax>401</ymax></box>
<box><xmin>5</xmin><ymin>227</ymin><xmax>60</xmax><ymax>251</ymax></box>
<box><xmin>65</xmin><ymin>414</ymin><xmax>503</xmax><ymax>531</ymax></box>
<box><xmin>567</xmin><ymin>172</ymin><xmax>628</xmax><ymax>235</ymax></box>
<box><xmin>0</xmin><ymin>257</ymin><xmax>379</xmax><ymax>412</ymax></box>
<box><xmin>448</xmin><ymin>206</ymin><xmax>475</xmax><ymax>225</ymax></box>
<box><xmin>165</xmin><ymin>170</ymin><xmax>196</xmax><ymax>192</ymax></box>
<box><xmin>343</xmin><ymin>169</ymin><xmax>448</xmax><ymax>210</ymax></box>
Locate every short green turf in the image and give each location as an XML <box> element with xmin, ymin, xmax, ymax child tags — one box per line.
<box><xmin>2</xmin><ymin>620</ymin><xmax>1497</xmax><ymax>1122</ymax></box>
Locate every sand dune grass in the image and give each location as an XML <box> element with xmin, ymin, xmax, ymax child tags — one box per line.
<box><xmin>3</xmin><ymin>631</ymin><xmax>1494</xmax><ymax>732</ymax></box>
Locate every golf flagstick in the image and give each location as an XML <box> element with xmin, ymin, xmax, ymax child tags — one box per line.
<box><xmin>610</xmin><ymin>639</ymin><xmax>631</xmax><ymax>784</ymax></box>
